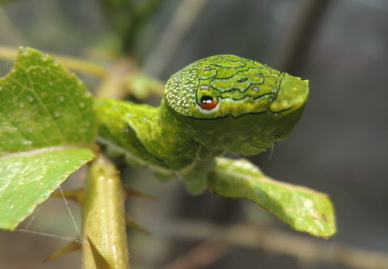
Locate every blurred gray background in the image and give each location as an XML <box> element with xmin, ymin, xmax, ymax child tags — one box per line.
<box><xmin>0</xmin><ymin>0</ymin><xmax>387</xmax><ymax>268</ymax></box>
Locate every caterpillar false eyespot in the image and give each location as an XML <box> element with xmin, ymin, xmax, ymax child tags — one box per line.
<box><xmin>199</xmin><ymin>96</ymin><xmax>218</xmax><ymax>110</ymax></box>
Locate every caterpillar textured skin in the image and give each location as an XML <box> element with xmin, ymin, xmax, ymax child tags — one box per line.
<box><xmin>95</xmin><ymin>55</ymin><xmax>309</xmax><ymax>187</ymax></box>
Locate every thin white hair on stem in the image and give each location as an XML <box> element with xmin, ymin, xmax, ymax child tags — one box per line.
<box><xmin>23</xmin><ymin>204</ymin><xmax>40</xmax><ymax>230</ymax></box>
<box><xmin>269</xmin><ymin>143</ymin><xmax>275</xmax><ymax>160</ymax></box>
<box><xmin>15</xmin><ymin>228</ymin><xmax>82</xmax><ymax>243</ymax></box>
<box><xmin>15</xmin><ymin>186</ymin><xmax>82</xmax><ymax>243</ymax></box>
<box><xmin>58</xmin><ymin>186</ymin><xmax>81</xmax><ymax>236</ymax></box>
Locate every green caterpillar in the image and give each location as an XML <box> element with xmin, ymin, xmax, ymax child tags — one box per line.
<box><xmin>95</xmin><ymin>54</ymin><xmax>309</xmax><ymax>192</ymax></box>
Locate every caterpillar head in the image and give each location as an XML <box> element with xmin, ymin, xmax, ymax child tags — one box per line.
<box><xmin>164</xmin><ymin>55</ymin><xmax>309</xmax><ymax>155</ymax></box>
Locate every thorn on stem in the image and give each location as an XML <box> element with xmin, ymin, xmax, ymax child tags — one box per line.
<box><xmin>51</xmin><ymin>188</ymin><xmax>85</xmax><ymax>203</ymax></box>
<box><xmin>44</xmin><ymin>240</ymin><xmax>81</xmax><ymax>262</ymax></box>
<box><xmin>124</xmin><ymin>186</ymin><xmax>156</xmax><ymax>200</ymax></box>
<box><xmin>87</xmin><ymin>237</ymin><xmax>112</xmax><ymax>269</ymax></box>
<box><xmin>126</xmin><ymin>215</ymin><xmax>150</xmax><ymax>235</ymax></box>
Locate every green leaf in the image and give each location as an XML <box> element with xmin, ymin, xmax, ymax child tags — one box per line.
<box><xmin>0</xmin><ymin>148</ymin><xmax>94</xmax><ymax>230</ymax></box>
<box><xmin>208</xmin><ymin>158</ymin><xmax>336</xmax><ymax>238</ymax></box>
<box><xmin>0</xmin><ymin>47</ymin><xmax>97</xmax><ymax>230</ymax></box>
<box><xmin>0</xmin><ymin>47</ymin><xmax>96</xmax><ymax>154</ymax></box>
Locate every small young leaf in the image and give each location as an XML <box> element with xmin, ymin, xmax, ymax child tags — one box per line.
<box><xmin>208</xmin><ymin>158</ymin><xmax>336</xmax><ymax>238</ymax></box>
<box><xmin>0</xmin><ymin>47</ymin><xmax>97</xmax><ymax>230</ymax></box>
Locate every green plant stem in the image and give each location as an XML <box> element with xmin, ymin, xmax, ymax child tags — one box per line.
<box><xmin>0</xmin><ymin>46</ymin><xmax>107</xmax><ymax>78</ymax></box>
<box><xmin>82</xmin><ymin>153</ymin><xmax>130</xmax><ymax>269</ymax></box>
